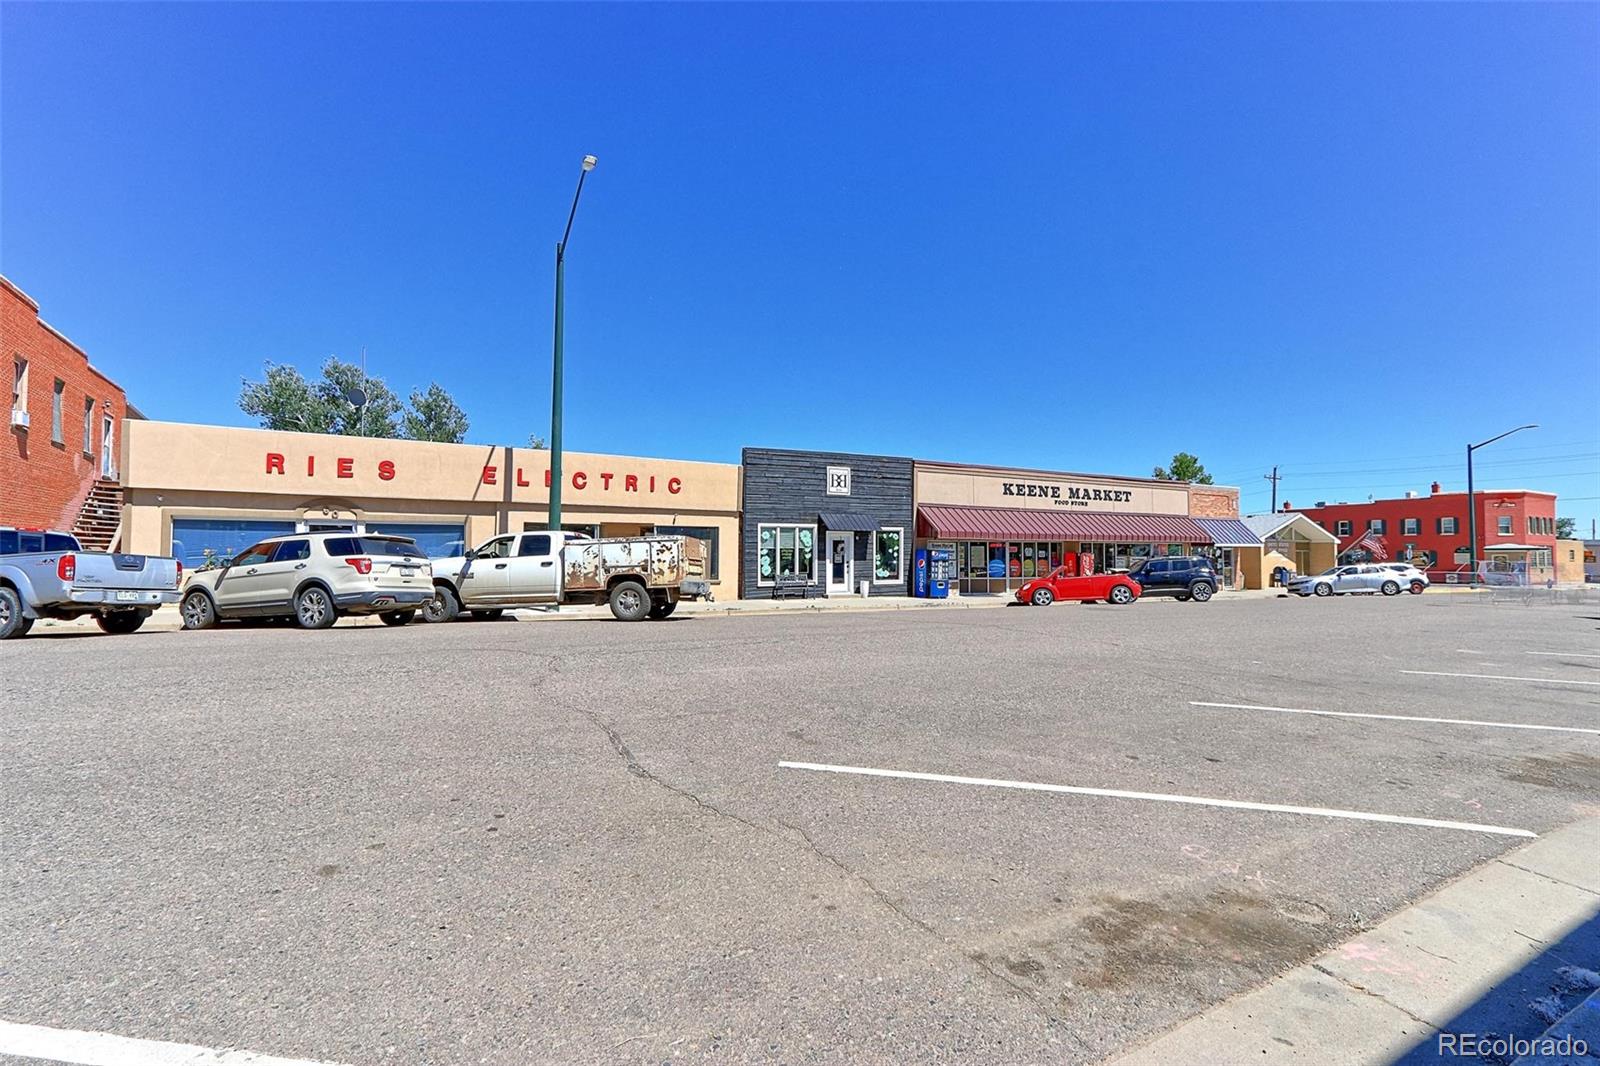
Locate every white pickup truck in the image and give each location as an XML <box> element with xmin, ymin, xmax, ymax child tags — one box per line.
<box><xmin>0</xmin><ymin>527</ymin><xmax>183</xmax><ymax>639</ymax></box>
<box><xmin>422</xmin><ymin>530</ymin><xmax>712</xmax><ymax>622</ymax></box>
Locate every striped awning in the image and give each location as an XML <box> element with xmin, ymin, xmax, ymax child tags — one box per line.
<box><xmin>917</xmin><ymin>504</ymin><xmax>1213</xmax><ymax>544</ymax></box>
<box><xmin>1193</xmin><ymin>518</ymin><xmax>1262</xmax><ymax>548</ymax></box>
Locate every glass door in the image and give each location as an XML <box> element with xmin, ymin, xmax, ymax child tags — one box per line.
<box><xmin>826</xmin><ymin>532</ymin><xmax>853</xmax><ymax>595</ymax></box>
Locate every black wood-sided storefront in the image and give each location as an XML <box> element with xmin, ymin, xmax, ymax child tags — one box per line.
<box><xmin>741</xmin><ymin>447</ymin><xmax>915</xmax><ymax>599</ymax></box>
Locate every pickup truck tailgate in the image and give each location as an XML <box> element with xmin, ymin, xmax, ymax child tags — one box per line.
<box><xmin>73</xmin><ymin>553</ymin><xmax>180</xmax><ymax>591</ymax></box>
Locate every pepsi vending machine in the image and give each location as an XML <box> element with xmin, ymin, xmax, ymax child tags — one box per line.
<box><xmin>914</xmin><ymin>548</ymin><xmax>930</xmax><ymax>597</ymax></box>
<box><xmin>928</xmin><ymin>547</ymin><xmax>953</xmax><ymax>599</ymax></box>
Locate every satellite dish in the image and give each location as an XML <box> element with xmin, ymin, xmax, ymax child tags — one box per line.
<box><xmin>344</xmin><ymin>385</ymin><xmax>368</xmax><ymax>408</ymax></box>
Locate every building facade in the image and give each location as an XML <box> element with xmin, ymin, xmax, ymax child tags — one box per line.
<box><xmin>740</xmin><ymin>447</ymin><xmax>914</xmax><ymax>599</ymax></box>
<box><xmin>912</xmin><ymin>459</ymin><xmax>1242</xmax><ymax>595</ymax></box>
<box><xmin>2</xmin><ymin>275</ymin><xmax>132</xmax><ymax>544</ymax></box>
<box><xmin>122</xmin><ymin>421</ymin><xmax>742</xmax><ymax>598</ymax></box>
<box><xmin>1295</xmin><ymin>485</ymin><xmax>1558</xmax><ymax>577</ymax></box>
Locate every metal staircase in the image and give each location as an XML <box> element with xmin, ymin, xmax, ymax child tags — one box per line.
<box><xmin>71</xmin><ymin>479</ymin><xmax>124</xmax><ymax>552</ymax></box>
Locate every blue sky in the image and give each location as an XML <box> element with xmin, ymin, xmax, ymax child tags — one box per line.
<box><xmin>4</xmin><ymin>3</ymin><xmax>1597</xmax><ymax>525</ymax></box>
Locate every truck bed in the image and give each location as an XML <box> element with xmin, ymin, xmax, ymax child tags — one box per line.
<box><xmin>562</xmin><ymin>536</ymin><xmax>709</xmax><ymax>593</ymax></box>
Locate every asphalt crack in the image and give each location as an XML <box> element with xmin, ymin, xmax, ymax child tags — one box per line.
<box><xmin>583</xmin><ymin>711</ymin><xmax>768</xmax><ymax>835</ymax></box>
<box><xmin>584</xmin><ymin>714</ymin><xmax>1080</xmax><ymax>1042</ymax></box>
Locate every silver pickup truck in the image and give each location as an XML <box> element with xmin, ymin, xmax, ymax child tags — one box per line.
<box><xmin>0</xmin><ymin>527</ymin><xmax>182</xmax><ymax>639</ymax></box>
<box><xmin>423</xmin><ymin>530</ymin><xmax>712</xmax><ymax>622</ymax></box>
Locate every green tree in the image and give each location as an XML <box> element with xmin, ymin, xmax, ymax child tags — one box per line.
<box><xmin>240</xmin><ymin>358</ymin><xmax>467</xmax><ymax>441</ymax></box>
<box><xmin>1152</xmin><ymin>452</ymin><xmax>1214</xmax><ymax>484</ymax></box>
<box><xmin>527</xmin><ymin>433</ymin><xmax>547</xmax><ymax>449</ymax></box>
<box><xmin>1556</xmin><ymin>517</ymin><xmax>1575</xmax><ymax>539</ymax></box>
<box><xmin>403</xmin><ymin>383</ymin><xmax>469</xmax><ymax>443</ymax></box>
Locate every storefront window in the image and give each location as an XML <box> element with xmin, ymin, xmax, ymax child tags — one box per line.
<box><xmin>759</xmin><ymin>524</ymin><xmax>814</xmax><ymax>585</ymax></box>
<box><xmin>1021</xmin><ymin>543</ymin><xmax>1036</xmax><ymax>578</ymax></box>
<box><xmin>873</xmin><ymin>528</ymin><xmax>903</xmax><ymax>581</ymax></box>
<box><xmin>657</xmin><ymin>525</ymin><xmax>719</xmax><ymax>579</ymax></box>
<box><xmin>170</xmin><ymin>518</ymin><xmax>297</xmax><ymax>570</ymax></box>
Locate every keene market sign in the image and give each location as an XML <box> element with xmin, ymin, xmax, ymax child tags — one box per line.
<box><xmin>1001</xmin><ymin>480</ymin><xmax>1134</xmax><ymax>507</ymax></box>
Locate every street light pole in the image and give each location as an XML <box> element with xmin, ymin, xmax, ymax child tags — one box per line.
<box><xmin>1466</xmin><ymin>423</ymin><xmax>1537</xmax><ymax>581</ymax></box>
<box><xmin>548</xmin><ymin>154</ymin><xmax>597</xmax><ymax>538</ymax></box>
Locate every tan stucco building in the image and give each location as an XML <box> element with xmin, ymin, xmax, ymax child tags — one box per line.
<box><xmin>911</xmin><ymin>459</ymin><xmax>1249</xmax><ymax>593</ymax></box>
<box><xmin>122</xmin><ymin>421</ymin><xmax>742</xmax><ymax>597</ymax></box>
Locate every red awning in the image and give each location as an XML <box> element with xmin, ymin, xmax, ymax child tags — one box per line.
<box><xmin>917</xmin><ymin>504</ymin><xmax>1213</xmax><ymax>544</ymax></box>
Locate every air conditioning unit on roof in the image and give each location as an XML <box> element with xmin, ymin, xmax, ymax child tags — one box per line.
<box><xmin>9</xmin><ymin>409</ymin><xmax>29</xmax><ymax>429</ymax></box>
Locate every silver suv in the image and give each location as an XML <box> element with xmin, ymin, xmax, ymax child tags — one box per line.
<box><xmin>179</xmin><ymin>533</ymin><xmax>433</xmax><ymax>630</ymax></box>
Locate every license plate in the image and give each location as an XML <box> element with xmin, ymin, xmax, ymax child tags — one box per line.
<box><xmin>398</xmin><ymin>567</ymin><xmax>417</xmax><ymax>577</ymax></box>
<box><xmin>114</xmin><ymin>591</ymin><xmax>140</xmax><ymax>602</ymax></box>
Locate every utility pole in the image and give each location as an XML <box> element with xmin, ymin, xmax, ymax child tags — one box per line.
<box><xmin>1264</xmin><ymin>466</ymin><xmax>1281</xmax><ymax>513</ymax></box>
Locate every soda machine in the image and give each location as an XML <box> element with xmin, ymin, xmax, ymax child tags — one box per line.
<box><xmin>928</xmin><ymin>547</ymin><xmax>953</xmax><ymax>599</ymax></box>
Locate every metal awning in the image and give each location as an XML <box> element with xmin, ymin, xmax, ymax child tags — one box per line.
<box><xmin>917</xmin><ymin>504</ymin><xmax>1213</xmax><ymax>544</ymax></box>
<box><xmin>1193</xmin><ymin>518</ymin><xmax>1262</xmax><ymax>548</ymax></box>
<box><xmin>818</xmin><ymin>512</ymin><xmax>879</xmax><ymax>532</ymax></box>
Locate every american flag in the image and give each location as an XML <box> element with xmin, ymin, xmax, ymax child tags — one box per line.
<box><xmin>1343</xmin><ymin>528</ymin><xmax>1389</xmax><ymax>561</ymax></box>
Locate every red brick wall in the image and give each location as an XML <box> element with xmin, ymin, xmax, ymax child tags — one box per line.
<box><xmin>1296</xmin><ymin>490</ymin><xmax>1557</xmax><ymax>569</ymax></box>
<box><xmin>1188</xmin><ymin>485</ymin><xmax>1239</xmax><ymax>518</ymax></box>
<box><xmin>1</xmin><ymin>277</ymin><xmax>129</xmax><ymax>530</ymax></box>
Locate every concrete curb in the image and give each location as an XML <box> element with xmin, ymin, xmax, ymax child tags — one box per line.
<box><xmin>1105</xmin><ymin>818</ymin><xmax>1600</xmax><ymax>1065</ymax></box>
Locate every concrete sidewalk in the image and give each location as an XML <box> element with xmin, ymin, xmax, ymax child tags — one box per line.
<box><xmin>1107</xmin><ymin>818</ymin><xmax>1600</xmax><ymax>1065</ymax></box>
<box><xmin>27</xmin><ymin>587</ymin><xmax>1296</xmax><ymax>634</ymax></box>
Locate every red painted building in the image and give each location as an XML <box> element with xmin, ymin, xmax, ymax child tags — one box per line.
<box><xmin>2</xmin><ymin>275</ymin><xmax>135</xmax><ymax>548</ymax></box>
<box><xmin>1294</xmin><ymin>484</ymin><xmax>1558</xmax><ymax>575</ymax></box>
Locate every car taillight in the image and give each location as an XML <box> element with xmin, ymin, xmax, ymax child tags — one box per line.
<box><xmin>57</xmin><ymin>553</ymin><xmax>75</xmax><ymax>581</ymax></box>
<box><xmin>174</xmin><ymin>561</ymin><xmax>184</xmax><ymax>586</ymax></box>
<box><xmin>345</xmin><ymin>557</ymin><xmax>373</xmax><ymax>575</ymax></box>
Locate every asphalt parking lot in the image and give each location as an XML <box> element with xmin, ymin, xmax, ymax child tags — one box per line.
<box><xmin>3</xmin><ymin>594</ymin><xmax>1597</xmax><ymax>1064</ymax></box>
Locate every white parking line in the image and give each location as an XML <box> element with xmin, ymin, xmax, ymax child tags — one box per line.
<box><xmin>0</xmin><ymin>1019</ymin><xmax>349</xmax><ymax>1066</ymax></box>
<box><xmin>1527</xmin><ymin>651</ymin><xmax>1600</xmax><ymax>659</ymax></box>
<box><xmin>1400</xmin><ymin>670</ymin><xmax>1600</xmax><ymax>687</ymax></box>
<box><xmin>1190</xmin><ymin>701</ymin><xmax>1600</xmax><ymax>736</ymax></box>
<box><xmin>777</xmin><ymin>761</ymin><xmax>1536</xmax><ymax>838</ymax></box>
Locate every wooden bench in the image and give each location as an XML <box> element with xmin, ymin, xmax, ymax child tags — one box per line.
<box><xmin>771</xmin><ymin>576</ymin><xmax>816</xmax><ymax>599</ymax></box>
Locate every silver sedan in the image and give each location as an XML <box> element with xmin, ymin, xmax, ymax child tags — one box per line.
<box><xmin>1287</xmin><ymin>564</ymin><xmax>1408</xmax><ymax>597</ymax></box>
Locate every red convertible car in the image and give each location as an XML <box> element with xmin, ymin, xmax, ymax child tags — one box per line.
<box><xmin>1015</xmin><ymin>566</ymin><xmax>1142</xmax><ymax>606</ymax></box>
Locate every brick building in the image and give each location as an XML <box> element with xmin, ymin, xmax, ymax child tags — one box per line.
<box><xmin>1295</xmin><ymin>484</ymin><xmax>1558</xmax><ymax>577</ymax></box>
<box><xmin>3</xmin><ymin>275</ymin><xmax>135</xmax><ymax>548</ymax></box>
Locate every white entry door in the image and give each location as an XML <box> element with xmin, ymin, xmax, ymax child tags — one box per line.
<box><xmin>100</xmin><ymin>416</ymin><xmax>116</xmax><ymax>478</ymax></box>
<box><xmin>826</xmin><ymin>532</ymin><xmax>853</xmax><ymax>595</ymax></box>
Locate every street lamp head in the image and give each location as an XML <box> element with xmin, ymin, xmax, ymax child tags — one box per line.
<box><xmin>582</xmin><ymin>155</ymin><xmax>597</xmax><ymax>171</ymax></box>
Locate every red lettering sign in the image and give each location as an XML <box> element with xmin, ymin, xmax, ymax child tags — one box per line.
<box><xmin>600</xmin><ymin>472</ymin><xmax>613</xmax><ymax>489</ymax></box>
<box><xmin>624</xmin><ymin>474</ymin><xmax>638</xmax><ymax>493</ymax></box>
<box><xmin>649</xmin><ymin>476</ymin><xmax>656</xmax><ymax>492</ymax></box>
<box><xmin>572</xmin><ymin>471</ymin><xmax>588</xmax><ymax>490</ymax></box>
<box><xmin>482</xmin><ymin>466</ymin><xmax>498</xmax><ymax>485</ymax></box>
<box><xmin>544</xmin><ymin>469</ymin><xmax>552</xmax><ymax>488</ymax></box>
<box><xmin>307</xmin><ymin>456</ymin><xmax>315</xmax><ymax>476</ymax></box>
<box><xmin>337</xmin><ymin>458</ymin><xmax>354</xmax><ymax>479</ymax></box>
<box><xmin>266</xmin><ymin>453</ymin><xmax>285</xmax><ymax>475</ymax></box>
<box><xmin>516</xmin><ymin>468</ymin><xmax>530</xmax><ymax>488</ymax></box>
<box><xmin>668</xmin><ymin>477</ymin><xmax>682</xmax><ymax>494</ymax></box>
<box><xmin>378</xmin><ymin>460</ymin><xmax>395</xmax><ymax>481</ymax></box>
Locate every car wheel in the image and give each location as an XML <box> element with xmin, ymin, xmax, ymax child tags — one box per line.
<box><xmin>609</xmin><ymin>580</ymin><xmax>650</xmax><ymax>622</ymax></box>
<box><xmin>180</xmin><ymin>590</ymin><xmax>217</xmax><ymax>630</ymax></box>
<box><xmin>379</xmin><ymin>610</ymin><xmax>415</xmax><ymax>627</ymax></box>
<box><xmin>1410</xmin><ymin>581</ymin><xmax>1425</xmax><ymax>595</ymax></box>
<box><xmin>95</xmin><ymin>610</ymin><xmax>147</xmax><ymax>635</ymax></box>
<box><xmin>470</xmin><ymin>609</ymin><xmax>505</xmax><ymax>621</ymax></box>
<box><xmin>1108</xmin><ymin>584</ymin><xmax>1134</xmax><ymax>605</ymax></box>
<box><xmin>1190</xmin><ymin>582</ymin><xmax>1214</xmax><ymax>602</ymax></box>
<box><xmin>1313</xmin><ymin>582</ymin><xmax>1333</xmax><ymax>598</ymax></box>
<box><xmin>1380</xmin><ymin>580</ymin><xmax>1400</xmax><ymax>596</ymax></box>
<box><xmin>1031</xmin><ymin>588</ymin><xmax>1054</xmax><ymax>606</ymax></box>
<box><xmin>0</xmin><ymin>586</ymin><xmax>30</xmax><ymax>639</ymax></box>
<box><xmin>420</xmin><ymin>586</ymin><xmax>459</xmax><ymax>623</ymax></box>
<box><xmin>294</xmin><ymin>586</ymin><xmax>338</xmax><ymax>630</ymax></box>
<box><xmin>648</xmin><ymin>600</ymin><xmax>678</xmax><ymax>620</ymax></box>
